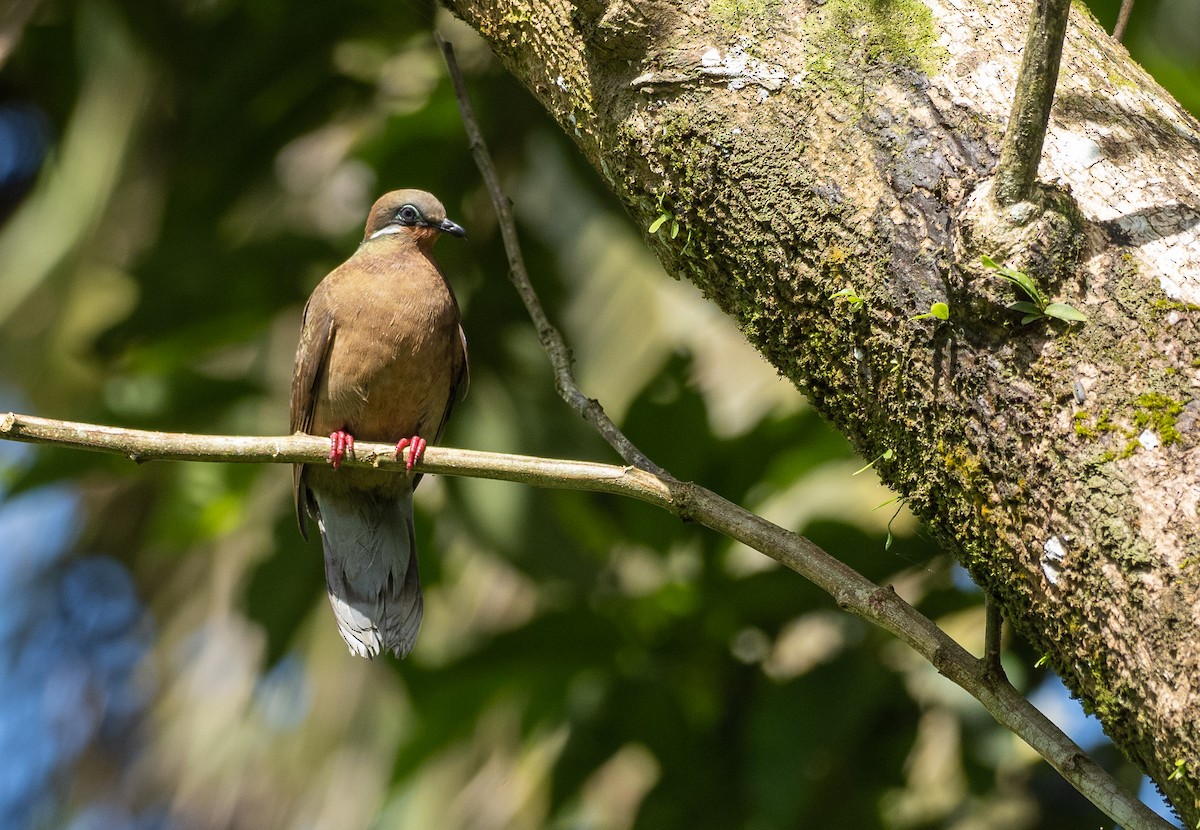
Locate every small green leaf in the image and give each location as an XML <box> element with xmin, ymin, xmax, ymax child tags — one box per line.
<box><xmin>1044</xmin><ymin>302</ymin><xmax>1087</xmax><ymax>323</ymax></box>
<box><xmin>670</xmin><ymin>219</ymin><xmax>680</xmax><ymax>239</ymax></box>
<box><xmin>930</xmin><ymin>302</ymin><xmax>949</xmax><ymax>320</ymax></box>
<box><xmin>648</xmin><ymin>214</ymin><xmax>668</xmax><ymax>234</ymax></box>
<box><xmin>852</xmin><ymin>448</ymin><xmax>892</xmax><ymax>476</ymax></box>
<box><xmin>1035</xmin><ymin>654</ymin><xmax>1050</xmax><ymax>668</ymax></box>
<box><xmin>1006</xmin><ymin>272</ymin><xmax>1044</xmax><ymax>305</ymax></box>
<box><xmin>985</xmin><ymin>256</ymin><xmax>1046</xmax><ymax>305</ymax></box>
<box><xmin>1009</xmin><ymin>301</ymin><xmax>1044</xmax><ymax>315</ymax></box>
<box><xmin>983</xmin><ymin>256</ymin><xmax>1027</xmax><ymax>284</ymax></box>
<box><xmin>831</xmin><ymin>287</ymin><xmax>863</xmax><ymax>309</ymax></box>
<box><xmin>1020</xmin><ymin>313</ymin><xmax>1043</xmax><ymax>325</ymax></box>
<box><xmin>872</xmin><ymin>495</ymin><xmax>903</xmax><ymax>511</ymax></box>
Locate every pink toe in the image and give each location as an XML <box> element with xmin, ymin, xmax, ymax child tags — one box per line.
<box><xmin>329</xmin><ymin>430</ymin><xmax>355</xmax><ymax>469</ymax></box>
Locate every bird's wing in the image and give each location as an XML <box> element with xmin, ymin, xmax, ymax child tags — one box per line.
<box><xmin>434</xmin><ymin>323</ymin><xmax>469</xmax><ymax>443</ymax></box>
<box><xmin>455</xmin><ymin>323</ymin><xmax>469</xmax><ymax>399</ymax></box>
<box><xmin>411</xmin><ymin>324</ymin><xmax>467</xmax><ymax>493</ymax></box>
<box><xmin>291</xmin><ymin>288</ymin><xmax>336</xmax><ymax>538</ymax></box>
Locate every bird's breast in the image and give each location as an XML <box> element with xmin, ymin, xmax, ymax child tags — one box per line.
<box><xmin>312</xmin><ymin>259</ymin><xmax>461</xmax><ymax>442</ymax></box>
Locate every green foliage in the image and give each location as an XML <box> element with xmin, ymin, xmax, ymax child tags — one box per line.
<box><xmin>830</xmin><ymin>285</ymin><xmax>865</xmax><ymax>311</ymax></box>
<box><xmin>647</xmin><ymin>212</ymin><xmax>677</xmax><ymax>238</ymax></box>
<box><xmin>911</xmin><ymin>301</ymin><xmax>949</xmax><ymax>321</ymax></box>
<box><xmin>853</xmin><ymin>447</ymin><xmax>893</xmax><ymax>475</ymax></box>
<box><xmin>648</xmin><ymin>193</ymin><xmax>694</xmax><ymax>252</ymax></box>
<box><xmin>981</xmin><ymin>254</ymin><xmax>1087</xmax><ymax>325</ymax></box>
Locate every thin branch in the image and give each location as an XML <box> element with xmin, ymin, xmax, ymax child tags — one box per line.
<box><xmin>1113</xmin><ymin>0</ymin><xmax>1134</xmax><ymax>42</ymax></box>
<box><xmin>0</xmin><ymin>410</ymin><xmax>1174</xmax><ymax>830</ymax></box>
<box><xmin>984</xmin><ymin>595</ymin><xmax>1005</xmax><ymax>678</ymax></box>
<box><xmin>993</xmin><ymin>0</ymin><xmax>1073</xmax><ymax>207</ymax></box>
<box><xmin>435</xmin><ymin>33</ymin><xmax>666</xmax><ymax>477</ymax></box>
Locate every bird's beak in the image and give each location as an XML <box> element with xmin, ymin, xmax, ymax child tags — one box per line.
<box><xmin>438</xmin><ymin>218</ymin><xmax>467</xmax><ymax>239</ymax></box>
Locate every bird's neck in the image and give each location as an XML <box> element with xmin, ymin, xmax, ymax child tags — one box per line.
<box><xmin>359</xmin><ymin>227</ymin><xmax>438</xmax><ymax>253</ymax></box>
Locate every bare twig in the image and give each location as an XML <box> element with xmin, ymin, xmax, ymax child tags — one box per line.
<box><xmin>1113</xmin><ymin>0</ymin><xmax>1134</xmax><ymax>42</ymax></box>
<box><xmin>993</xmin><ymin>0</ymin><xmax>1073</xmax><ymax>207</ymax></box>
<box><xmin>435</xmin><ymin>33</ymin><xmax>666</xmax><ymax>477</ymax></box>
<box><xmin>0</xmin><ymin>413</ymin><xmax>669</xmax><ymax>503</ymax></box>
<box><xmin>0</xmin><ymin>409</ymin><xmax>1174</xmax><ymax>830</ymax></box>
<box><xmin>984</xmin><ymin>596</ymin><xmax>1005</xmax><ymax>678</ymax></box>
<box><xmin>430</xmin><ymin>32</ymin><xmax>1169</xmax><ymax>830</ymax></box>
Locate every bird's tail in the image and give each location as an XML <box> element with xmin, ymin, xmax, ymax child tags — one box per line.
<box><xmin>314</xmin><ymin>488</ymin><xmax>422</xmax><ymax>658</ymax></box>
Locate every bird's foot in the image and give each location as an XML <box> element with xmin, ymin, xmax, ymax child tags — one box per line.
<box><xmin>329</xmin><ymin>430</ymin><xmax>355</xmax><ymax>469</ymax></box>
<box><xmin>395</xmin><ymin>435</ymin><xmax>427</xmax><ymax>474</ymax></box>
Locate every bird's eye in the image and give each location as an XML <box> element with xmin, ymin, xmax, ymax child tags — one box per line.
<box><xmin>397</xmin><ymin>205</ymin><xmax>421</xmax><ymax>224</ymax></box>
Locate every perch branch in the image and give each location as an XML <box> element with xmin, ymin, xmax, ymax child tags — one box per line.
<box><xmin>0</xmin><ymin>410</ymin><xmax>1173</xmax><ymax>830</ymax></box>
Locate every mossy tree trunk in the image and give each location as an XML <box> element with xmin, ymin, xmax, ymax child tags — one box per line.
<box><xmin>443</xmin><ymin>0</ymin><xmax>1200</xmax><ymax>820</ymax></box>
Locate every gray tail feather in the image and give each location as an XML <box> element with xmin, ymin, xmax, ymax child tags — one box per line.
<box><xmin>314</xmin><ymin>488</ymin><xmax>422</xmax><ymax>658</ymax></box>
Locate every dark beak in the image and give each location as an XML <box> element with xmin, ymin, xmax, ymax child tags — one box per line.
<box><xmin>438</xmin><ymin>217</ymin><xmax>467</xmax><ymax>239</ymax></box>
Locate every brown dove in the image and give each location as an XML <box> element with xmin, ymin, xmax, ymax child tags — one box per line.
<box><xmin>291</xmin><ymin>189</ymin><xmax>467</xmax><ymax>658</ymax></box>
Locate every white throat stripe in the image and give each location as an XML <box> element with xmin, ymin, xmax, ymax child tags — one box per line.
<box><xmin>369</xmin><ymin>225</ymin><xmax>404</xmax><ymax>240</ymax></box>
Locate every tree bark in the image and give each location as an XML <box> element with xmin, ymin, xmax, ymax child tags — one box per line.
<box><xmin>442</xmin><ymin>0</ymin><xmax>1200</xmax><ymax>820</ymax></box>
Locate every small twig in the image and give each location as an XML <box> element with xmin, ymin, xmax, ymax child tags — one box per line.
<box><xmin>1112</xmin><ymin>0</ymin><xmax>1134</xmax><ymax>42</ymax></box>
<box><xmin>0</xmin><ymin>410</ymin><xmax>1175</xmax><ymax>830</ymax></box>
<box><xmin>435</xmin><ymin>33</ymin><xmax>666</xmax><ymax>477</ymax></box>
<box><xmin>984</xmin><ymin>596</ymin><xmax>1005</xmax><ymax>678</ymax></box>
<box><xmin>993</xmin><ymin>0</ymin><xmax>1073</xmax><ymax>207</ymax></box>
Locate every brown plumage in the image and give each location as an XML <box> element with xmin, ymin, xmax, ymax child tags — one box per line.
<box><xmin>290</xmin><ymin>189</ymin><xmax>467</xmax><ymax>658</ymax></box>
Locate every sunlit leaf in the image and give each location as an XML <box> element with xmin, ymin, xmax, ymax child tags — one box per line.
<box><xmin>1044</xmin><ymin>302</ymin><xmax>1087</xmax><ymax>323</ymax></box>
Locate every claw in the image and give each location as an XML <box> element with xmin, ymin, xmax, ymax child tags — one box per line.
<box><xmin>395</xmin><ymin>435</ymin><xmax>427</xmax><ymax>474</ymax></box>
<box><xmin>329</xmin><ymin>430</ymin><xmax>355</xmax><ymax>469</ymax></box>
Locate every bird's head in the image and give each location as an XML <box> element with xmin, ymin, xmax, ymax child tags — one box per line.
<box><xmin>363</xmin><ymin>189</ymin><xmax>466</xmax><ymax>249</ymax></box>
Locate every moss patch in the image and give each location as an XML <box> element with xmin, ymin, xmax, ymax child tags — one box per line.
<box><xmin>1152</xmin><ymin>298</ymin><xmax>1200</xmax><ymax>314</ymax></box>
<box><xmin>709</xmin><ymin>0</ymin><xmax>783</xmax><ymax>30</ymax></box>
<box><xmin>1073</xmin><ymin>409</ymin><xmax>1116</xmax><ymax>440</ymax></box>
<box><xmin>1132</xmin><ymin>392</ymin><xmax>1184</xmax><ymax>446</ymax></box>
<box><xmin>802</xmin><ymin>0</ymin><xmax>948</xmax><ymax>95</ymax></box>
<box><xmin>1074</xmin><ymin>393</ymin><xmax>1186</xmax><ymax>458</ymax></box>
